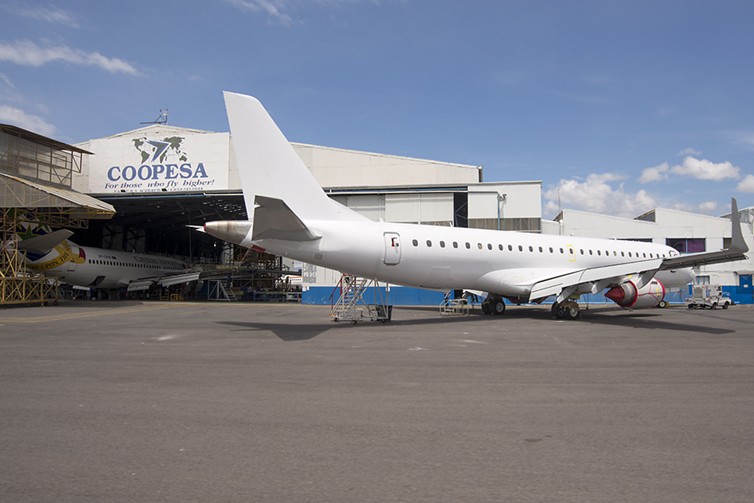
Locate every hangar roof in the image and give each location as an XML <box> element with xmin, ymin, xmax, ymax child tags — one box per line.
<box><xmin>0</xmin><ymin>124</ymin><xmax>93</xmax><ymax>155</ymax></box>
<box><xmin>0</xmin><ymin>173</ymin><xmax>114</xmax><ymax>219</ymax></box>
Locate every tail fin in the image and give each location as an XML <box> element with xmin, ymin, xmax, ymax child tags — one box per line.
<box><xmin>223</xmin><ymin>92</ymin><xmax>364</xmax><ymax>223</ymax></box>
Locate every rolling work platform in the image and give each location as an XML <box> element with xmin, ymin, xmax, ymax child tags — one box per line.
<box><xmin>329</xmin><ymin>274</ymin><xmax>392</xmax><ymax>323</ymax></box>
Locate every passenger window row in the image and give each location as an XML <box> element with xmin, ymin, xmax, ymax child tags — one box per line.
<box><xmin>410</xmin><ymin>239</ymin><xmax>667</xmax><ymax>259</ymax></box>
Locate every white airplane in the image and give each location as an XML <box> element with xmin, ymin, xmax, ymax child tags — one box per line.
<box><xmin>203</xmin><ymin>92</ymin><xmax>749</xmax><ymax>319</ymax></box>
<box><xmin>14</xmin><ymin>223</ymin><xmax>189</xmax><ymax>291</ymax></box>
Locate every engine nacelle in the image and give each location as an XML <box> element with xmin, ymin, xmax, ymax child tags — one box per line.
<box><xmin>604</xmin><ymin>279</ymin><xmax>666</xmax><ymax>309</ymax></box>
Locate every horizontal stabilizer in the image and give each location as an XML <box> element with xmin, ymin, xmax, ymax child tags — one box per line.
<box><xmin>252</xmin><ymin>196</ymin><xmax>321</xmax><ymax>242</ymax></box>
<box><xmin>17</xmin><ymin>229</ymin><xmax>74</xmax><ymax>254</ymax></box>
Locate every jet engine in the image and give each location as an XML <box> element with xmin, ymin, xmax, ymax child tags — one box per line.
<box><xmin>604</xmin><ymin>279</ymin><xmax>666</xmax><ymax>309</ymax></box>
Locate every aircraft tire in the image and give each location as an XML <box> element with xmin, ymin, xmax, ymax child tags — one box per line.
<box><xmin>551</xmin><ymin>302</ymin><xmax>560</xmax><ymax>319</ymax></box>
<box><xmin>481</xmin><ymin>301</ymin><xmax>493</xmax><ymax>315</ymax></box>
<box><xmin>493</xmin><ymin>300</ymin><xmax>506</xmax><ymax>315</ymax></box>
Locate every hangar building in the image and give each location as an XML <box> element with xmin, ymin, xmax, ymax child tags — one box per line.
<box><xmin>72</xmin><ymin>124</ymin><xmax>542</xmax><ymax>304</ymax></box>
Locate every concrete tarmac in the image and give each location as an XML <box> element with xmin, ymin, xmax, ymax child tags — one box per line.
<box><xmin>1</xmin><ymin>301</ymin><xmax>753</xmax><ymax>502</ymax></box>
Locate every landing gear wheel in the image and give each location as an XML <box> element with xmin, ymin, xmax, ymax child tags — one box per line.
<box><xmin>481</xmin><ymin>301</ymin><xmax>493</xmax><ymax>315</ymax></box>
<box><xmin>555</xmin><ymin>301</ymin><xmax>580</xmax><ymax>320</ymax></box>
<box><xmin>658</xmin><ymin>300</ymin><xmax>667</xmax><ymax>309</ymax></box>
<box><xmin>493</xmin><ymin>300</ymin><xmax>506</xmax><ymax>315</ymax></box>
<box><xmin>551</xmin><ymin>302</ymin><xmax>560</xmax><ymax>319</ymax></box>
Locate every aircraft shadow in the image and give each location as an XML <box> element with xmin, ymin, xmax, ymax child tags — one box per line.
<box><xmin>576</xmin><ymin>309</ymin><xmax>735</xmax><ymax>335</ymax></box>
<box><xmin>218</xmin><ymin>312</ymin><xmax>491</xmax><ymax>341</ymax></box>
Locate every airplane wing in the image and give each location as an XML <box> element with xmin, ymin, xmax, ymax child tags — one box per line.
<box><xmin>125</xmin><ymin>272</ymin><xmax>201</xmax><ymax>292</ymax></box>
<box><xmin>527</xmin><ymin>258</ymin><xmax>664</xmax><ymax>302</ymax></box>
<box><xmin>659</xmin><ymin>198</ymin><xmax>748</xmax><ymax>270</ymax></box>
<box><xmin>525</xmin><ymin>198</ymin><xmax>748</xmax><ymax>302</ymax></box>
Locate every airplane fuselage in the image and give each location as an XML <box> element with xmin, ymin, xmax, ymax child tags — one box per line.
<box><xmin>25</xmin><ymin>241</ymin><xmax>186</xmax><ymax>289</ymax></box>
<box><xmin>256</xmin><ymin>219</ymin><xmax>692</xmax><ymax>300</ymax></box>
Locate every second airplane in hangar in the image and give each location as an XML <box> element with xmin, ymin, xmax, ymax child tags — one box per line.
<box><xmin>204</xmin><ymin>92</ymin><xmax>749</xmax><ymax>319</ymax></box>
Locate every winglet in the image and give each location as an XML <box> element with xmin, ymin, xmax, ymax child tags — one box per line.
<box><xmin>730</xmin><ymin>197</ymin><xmax>748</xmax><ymax>253</ymax></box>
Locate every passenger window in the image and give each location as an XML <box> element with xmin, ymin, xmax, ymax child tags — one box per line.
<box><xmin>477</xmin><ymin>243</ymin><xmax>483</xmax><ymax>250</ymax></box>
<box><xmin>538</xmin><ymin>246</ymin><xmax>543</xmax><ymax>253</ymax></box>
<box><xmin>440</xmin><ymin>241</ymin><xmax>445</xmax><ymax>248</ymax></box>
<box><xmin>508</xmin><ymin>244</ymin><xmax>513</xmax><ymax>251</ymax></box>
<box><xmin>569</xmin><ymin>248</ymin><xmax>574</xmax><ymax>255</ymax></box>
<box><xmin>487</xmin><ymin>243</ymin><xmax>492</xmax><ymax>250</ymax></box>
<box><xmin>465</xmin><ymin>242</ymin><xmax>471</xmax><ymax>249</ymax></box>
<box><xmin>560</xmin><ymin>248</ymin><xmax>564</xmax><ymax>254</ymax></box>
<box><xmin>498</xmin><ymin>244</ymin><xmax>503</xmax><ymax>251</ymax></box>
<box><xmin>621</xmin><ymin>251</ymin><xmax>625</xmax><ymax>257</ymax></box>
<box><xmin>518</xmin><ymin>245</ymin><xmax>523</xmax><ymax>252</ymax></box>
<box><xmin>426</xmin><ymin>240</ymin><xmax>432</xmax><ymax>247</ymax></box>
<box><xmin>528</xmin><ymin>246</ymin><xmax>533</xmax><ymax>252</ymax></box>
<box><xmin>453</xmin><ymin>242</ymin><xmax>458</xmax><ymax>248</ymax></box>
<box><xmin>580</xmin><ymin>249</ymin><xmax>584</xmax><ymax>255</ymax></box>
<box><xmin>549</xmin><ymin>247</ymin><xmax>553</xmax><ymax>253</ymax></box>
<box><xmin>589</xmin><ymin>250</ymin><xmax>593</xmax><ymax>255</ymax></box>
<box><xmin>412</xmin><ymin>239</ymin><xmax>418</xmax><ymax>246</ymax></box>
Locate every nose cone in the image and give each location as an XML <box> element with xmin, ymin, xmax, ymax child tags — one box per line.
<box><xmin>203</xmin><ymin>220</ymin><xmax>253</xmax><ymax>246</ymax></box>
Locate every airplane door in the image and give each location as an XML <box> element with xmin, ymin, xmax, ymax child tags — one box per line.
<box><xmin>384</xmin><ymin>232</ymin><xmax>401</xmax><ymax>265</ymax></box>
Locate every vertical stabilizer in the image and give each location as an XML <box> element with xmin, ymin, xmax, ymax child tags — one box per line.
<box><xmin>223</xmin><ymin>92</ymin><xmax>364</xmax><ymax>223</ymax></box>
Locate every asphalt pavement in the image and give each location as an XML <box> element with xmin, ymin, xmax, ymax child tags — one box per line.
<box><xmin>1</xmin><ymin>301</ymin><xmax>753</xmax><ymax>502</ymax></box>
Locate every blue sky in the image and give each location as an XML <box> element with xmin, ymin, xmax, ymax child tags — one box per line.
<box><xmin>1</xmin><ymin>0</ymin><xmax>753</xmax><ymax>219</ymax></box>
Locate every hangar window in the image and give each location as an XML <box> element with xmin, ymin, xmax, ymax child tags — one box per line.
<box><xmin>667</xmin><ymin>238</ymin><xmax>705</xmax><ymax>254</ymax></box>
<box><xmin>412</xmin><ymin>239</ymin><xmax>418</xmax><ymax>247</ymax></box>
<box><xmin>440</xmin><ymin>241</ymin><xmax>445</xmax><ymax>248</ymax></box>
<box><xmin>426</xmin><ymin>240</ymin><xmax>432</xmax><ymax>247</ymax></box>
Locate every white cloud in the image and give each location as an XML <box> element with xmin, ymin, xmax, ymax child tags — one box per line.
<box><xmin>698</xmin><ymin>201</ymin><xmax>718</xmax><ymax>212</ymax></box>
<box><xmin>638</xmin><ymin>162</ymin><xmax>669</xmax><ymax>183</ymax></box>
<box><xmin>678</xmin><ymin>147</ymin><xmax>701</xmax><ymax>157</ymax></box>
<box><xmin>544</xmin><ymin>173</ymin><xmax>657</xmax><ymax>217</ymax></box>
<box><xmin>722</xmin><ymin>130</ymin><xmax>754</xmax><ymax>150</ymax></box>
<box><xmin>670</xmin><ymin>156</ymin><xmax>740</xmax><ymax>181</ymax></box>
<box><xmin>737</xmin><ymin>174</ymin><xmax>754</xmax><ymax>193</ymax></box>
<box><xmin>6</xmin><ymin>4</ymin><xmax>80</xmax><ymax>28</ymax></box>
<box><xmin>0</xmin><ymin>105</ymin><xmax>56</xmax><ymax>136</ymax></box>
<box><xmin>226</xmin><ymin>0</ymin><xmax>294</xmax><ymax>25</ymax></box>
<box><xmin>0</xmin><ymin>40</ymin><xmax>139</xmax><ymax>75</ymax></box>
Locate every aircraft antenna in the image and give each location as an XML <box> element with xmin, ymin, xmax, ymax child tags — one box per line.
<box><xmin>141</xmin><ymin>108</ymin><xmax>168</xmax><ymax>125</ymax></box>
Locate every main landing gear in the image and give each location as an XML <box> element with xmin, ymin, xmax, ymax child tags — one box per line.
<box><xmin>481</xmin><ymin>294</ymin><xmax>506</xmax><ymax>315</ymax></box>
<box><xmin>551</xmin><ymin>300</ymin><xmax>580</xmax><ymax>320</ymax></box>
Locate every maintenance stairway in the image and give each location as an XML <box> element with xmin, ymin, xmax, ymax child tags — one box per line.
<box><xmin>329</xmin><ymin>274</ymin><xmax>391</xmax><ymax>323</ymax></box>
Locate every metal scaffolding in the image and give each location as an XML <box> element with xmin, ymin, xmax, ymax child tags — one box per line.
<box><xmin>0</xmin><ymin>124</ymin><xmax>115</xmax><ymax>305</ymax></box>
